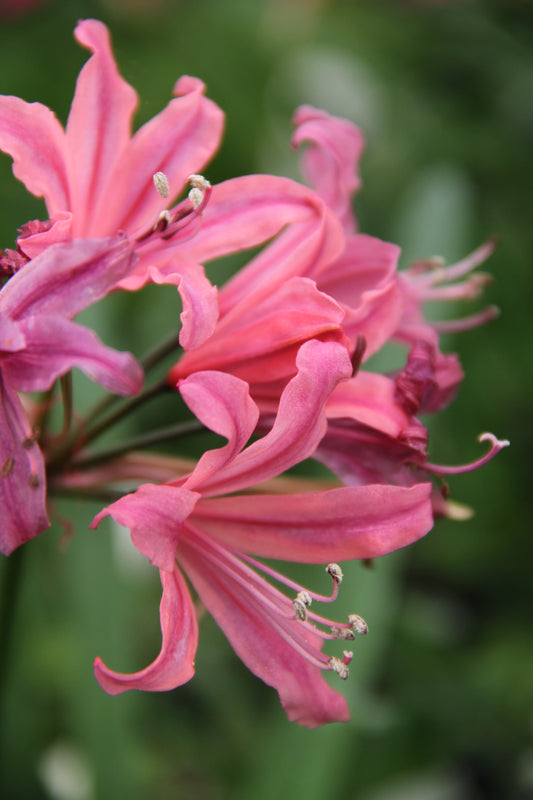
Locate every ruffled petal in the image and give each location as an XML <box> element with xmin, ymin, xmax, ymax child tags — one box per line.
<box><xmin>316</xmin><ymin>234</ymin><xmax>404</xmax><ymax>357</ymax></box>
<box><xmin>94</xmin><ymin>565</ymin><xmax>198</xmax><ymax>694</ymax></box>
<box><xmin>0</xmin><ymin>237</ymin><xmax>137</xmax><ymax>320</ymax></box>
<box><xmin>292</xmin><ymin>105</ymin><xmax>364</xmax><ymax>234</ymax></box>
<box><xmin>3</xmin><ymin>315</ymin><xmax>143</xmax><ymax>396</ymax></box>
<box><xmin>198</xmin><ymin>339</ymin><xmax>352</xmax><ymax>496</ymax></box>
<box><xmin>193</xmin><ymin>482</ymin><xmax>433</xmax><ymax>562</ymax></box>
<box><xmin>179</xmin><ymin>530</ymin><xmax>349</xmax><ymax>727</ymax></box>
<box><xmin>66</xmin><ymin>19</ymin><xmax>138</xmax><ymax>236</ymax></box>
<box><xmin>178</xmin><ymin>371</ymin><xmax>259</xmax><ymax>489</ymax></box>
<box><xmin>0</xmin><ymin>374</ymin><xmax>48</xmax><ymax>555</ymax></box>
<box><xmin>0</xmin><ymin>96</ymin><xmax>69</xmax><ymax>216</ymax></box>
<box><xmin>176</xmin><ymin>176</ymin><xmax>345</xmax><ymax>314</ymax></box>
<box><xmin>91</xmin><ymin>483</ymin><xmax>200</xmax><ymax>570</ymax></box>
<box><xmin>91</xmin><ymin>76</ymin><xmax>224</xmax><ymax>236</ymax></box>
<box><xmin>170</xmin><ymin>276</ymin><xmax>347</xmax><ymax>385</ymax></box>
<box><xmin>135</xmin><ymin>260</ymin><xmax>219</xmax><ymax>351</ymax></box>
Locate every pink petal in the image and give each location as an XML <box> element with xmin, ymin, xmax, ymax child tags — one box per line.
<box><xmin>3</xmin><ymin>315</ymin><xmax>143</xmax><ymax>396</ymax></box>
<box><xmin>0</xmin><ymin>95</ymin><xmax>69</xmax><ymax>215</ymax></box>
<box><xmin>178</xmin><ymin>371</ymin><xmax>259</xmax><ymax>489</ymax></box>
<box><xmin>66</xmin><ymin>20</ymin><xmax>138</xmax><ymax>236</ymax></box>
<box><xmin>315</xmin><ymin>234</ymin><xmax>405</xmax><ymax>357</ymax></box>
<box><xmin>16</xmin><ymin>212</ymin><xmax>73</xmax><ymax>259</ymax></box>
<box><xmin>0</xmin><ymin>312</ymin><xmax>25</xmax><ymax>353</ymax></box>
<box><xmin>138</xmin><ymin>260</ymin><xmax>219</xmax><ymax>351</ymax></box>
<box><xmin>0</xmin><ymin>237</ymin><xmax>137</xmax><ymax>320</ymax></box>
<box><xmin>177</xmin><ymin>176</ymin><xmax>345</xmax><ymax>314</ymax></box>
<box><xmin>0</xmin><ymin>374</ymin><xmax>49</xmax><ymax>555</ymax></box>
<box><xmin>326</xmin><ymin>372</ymin><xmax>413</xmax><ymax>438</ymax></box>
<box><xmin>94</xmin><ymin>565</ymin><xmax>198</xmax><ymax>694</ymax></box>
<box><xmin>292</xmin><ymin>105</ymin><xmax>365</xmax><ymax>234</ymax></box>
<box><xmin>193</xmin><ymin>482</ymin><xmax>433</xmax><ymax>562</ymax></box>
<box><xmin>171</xmin><ymin>276</ymin><xmax>346</xmax><ymax>384</ymax></box>
<box><xmin>198</xmin><ymin>339</ymin><xmax>352</xmax><ymax>496</ymax></box>
<box><xmin>91</xmin><ymin>484</ymin><xmax>200</xmax><ymax>570</ymax></box>
<box><xmin>90</xmin><ymin>76</ymin><xmax>224</xmax><ymax>236</ymax></box>
<box><xmin>179</xmin><ymin>531</ymin><xmax>349</xmax><ymax>727</ymax></box>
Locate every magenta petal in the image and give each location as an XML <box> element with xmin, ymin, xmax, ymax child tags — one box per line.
<box><xmin>0</xmin><ymin>375</ymin><xmax>48</xmax><ymax>555</ymax></box>
<box><xmin>94</xmin><ymin>565</ymin><xmax>198</xmax><ymax>694</ymax></box>
<box><xmin>91</xmin><ymin>484</ymin><xmax>200</xmax><ymax>571</ymax></box>
<box><xmin>0</xmin><ymin>237</ymin><xmax>137</xmax><ymax>320</ymax></box>
<box><xmin>194</xmin><ymin>482</ymin><xmax>433</xmax><ymax>562</ymax></box>
<box><xmin>143</xmin><ymin>260</ymin><xmax>219</xmax><ymax>351</ymax></box>
<box><xmin>200</xmin><ymin>340</ymin><xmax>352</xmax><ymax>496</ymax></box>
<box><xmin>91</xmin><ymin>76</ymin><xmax>224</xmax><ymax>236</ymax></box>
<box><xmin>0</xmin><ymin>96</ymin><xmax>69</xmax><ymax>216</ymax></box>
<box><xmin>66</xmin><ymin>20</ymin><xmax>138</xmax><ymax>236</ymax></box>
<box><xmin>3</xmin><ymin>315</ymin><xmax>143</xmax><ymax>395</ymax></box>
<box><xmin>179</xmin><ymin>371</ymin><xmax>259</xmax><ymax>489</ymax></box>
<box><xmin>179</xmin><ymin>533</ymin><xmax>349</xmax><ymax>727</ymax></box>
<box><xmin>292</xmin><ymin>105</ymin><xmax>365</xmax><ymax>234</ymax></box>
<box><xmin>0</xmin><ymin>313</ymin><xmax>25</xmax><ymax>353</ymax></box>
<box><xmin>172</xmin><ymin>276</ymin><xmax>346</xmax><ymax>384</ymax></box>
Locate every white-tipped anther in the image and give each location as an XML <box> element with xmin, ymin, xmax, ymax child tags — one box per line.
<box><xmin>297</xmin><ymin>591</ymin><xmax>312</xmax><ymax>608</ymax></box>
<box><xmin>188</xmin><ymin>174</ymin><xmax>211</xmax><ymax>191</ymax></box>
<box><xmin>326</xmin><ymin>563</ymin><xmax>343</xmax><ymax>584</ymax></box>
<box><xmin>331</xmin><ymin>627</ymin><xmax>356</xmax><ymax>641</ymax></box>
<box><xmin>348</xmin><ymin>614</ymin><xmax>368</xmax><ymax>635</ymax></box>
<box><xmin>328</xmin><ymin>656</ymin><xmax>349</xmax><ymax>680</ymax></box>
<box><xmin>189</xmin><ymin>187</ymin><xmax>204</xmax><ymax>209</ymax></box>
<box><xmin>293</xmin><ymin>598</ymin><xmax>308</xmax><ymax>621</ymax></box>
<box><xmin>153</xmin><ymin>171</ymin><xmax>170</xmax><ymax>198</ymax></box>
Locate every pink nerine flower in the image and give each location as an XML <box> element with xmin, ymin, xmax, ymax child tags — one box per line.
<box><xmin>0</xmin><ymin>237</ymin><xmax>143</xmax><ymax>556</ymax></box>
<box><xmin>292</xmin><ymin>105</ymin><xmax>497</xmax><ymax>410</ymax></box>
<box><xmin>0</xmin><ymin>20</ymin><xmax>348</xmax><ymax>350</ymax></box>
<box><xmin>91</xmin><ymin>340</ymin><xmax>434</xmax><ymax>727</ymax></box>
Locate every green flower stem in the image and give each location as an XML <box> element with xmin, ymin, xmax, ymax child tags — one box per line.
<box><xmin>46</xmin><ymin>377</ymin><xmax>172</xmax><ymax>472</ymax></box>
<box><xmin>140</xmin><ymin>329</ymin><xmax>181</xmax><ymax>372</ymax></box>
<box><xmin>0</xmin><ymin>546</ymin><xmax>25</xmax><ymax>749</ymax></box>
<box><xmin>70</xmin><ymin>419</ymin><xmax>205</xmax><ymax>470</ymax></box>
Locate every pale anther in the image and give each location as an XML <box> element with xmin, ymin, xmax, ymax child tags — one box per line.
<box><xmin>328</xmin><ymin>656</ymin><xmax>349</xmax><ymax>680</ymax></box>
<box><xmin>189</xmin><ymin>187</ymin><xmax>204</xmax><ymax>210</ymax></box>
<box><xmin>188</xmin><ymin>174</ymin><xmax>211</xmax><ymax>191</ymax></box>
<box><xmin>153</xmin><ymin>171</ymin><xmax>169</xmax><ymax>198</ymax></box>
<box><xmin>293</xmin><ymin>598</ymin><xmax>308</xmax><ymax>621</ymax></box>
<box><xmin>348</xmin><ymin>614</ymin><xmax>368</xmax><ymax>635</ymax></box>
<box><xmin>326</xmin><ymin>563</ymin><xmax>343</xmax><ymax>584</ymax></box>
<box><xmin>331</xmin><ymin>627</ymin><xmax>356</xmax><ymax>641</ymax></box>
<box><xmin>297</xmin><ymin>590</ymin><xmax>312</xmax><ymax>607</ymax></box>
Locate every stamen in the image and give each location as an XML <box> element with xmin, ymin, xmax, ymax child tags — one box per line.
<box><xmin>326</xmin><ymin>563</ymin><xmax>343</xmax><ymax>584</ymax></box>
<box><xmin>424</xmin><ymin>432</ymin><xmax>510</xmax><ymax>476</ymax></box>
<box><xmin>331</xmin><ymin>627</ymin><xmax>356</xmax><ymax>641</ymax></box>
<box><xmin>405</xmin><ymin>239</ymin><xmax>496</xmax><ymax>287</ymax></box>
<box><xmin>328</xmin><ymin>651</ymin><xmax>353</xmax><ymax>680</ymax></box>
<box><xmin>348</xmin><ymin>614</ymin><xmax>368</xmax><ymax>635</ymax></box>
<box><xmin>185</xmin><ymin>527</ymin><xmax>367</xmax><ymax>678</ymax></box>
<box><xmin>153</xmin><ymin>171</ymin><xmax>170</xmax><ymax>199</ymax></box>
<box><xmin>432</xmin><ymin>306</ymin><xmax>500</xmax><ymax>334</ymax></box>
<box><xmin>188</xmin><ymin>174</ymin><xmax>211</xmax><ymax>211</ymax></box>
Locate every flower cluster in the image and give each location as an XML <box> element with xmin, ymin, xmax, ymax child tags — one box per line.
<box><xmin>0</xmin><ymin>20</ymin><xmax>507</xmax><ymax>727</ymax></box>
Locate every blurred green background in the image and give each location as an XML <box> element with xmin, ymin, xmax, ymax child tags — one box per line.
<box><xmin>0</xmin><ymin>1</ymin><xmax>531</xmax><ymax>798</ymax></box>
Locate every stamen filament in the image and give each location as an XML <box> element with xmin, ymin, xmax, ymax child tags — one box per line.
<box><xmin>424</xmin><ymin>432</ymin><xmax>510</xmax><ymax>476</ymax></box>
